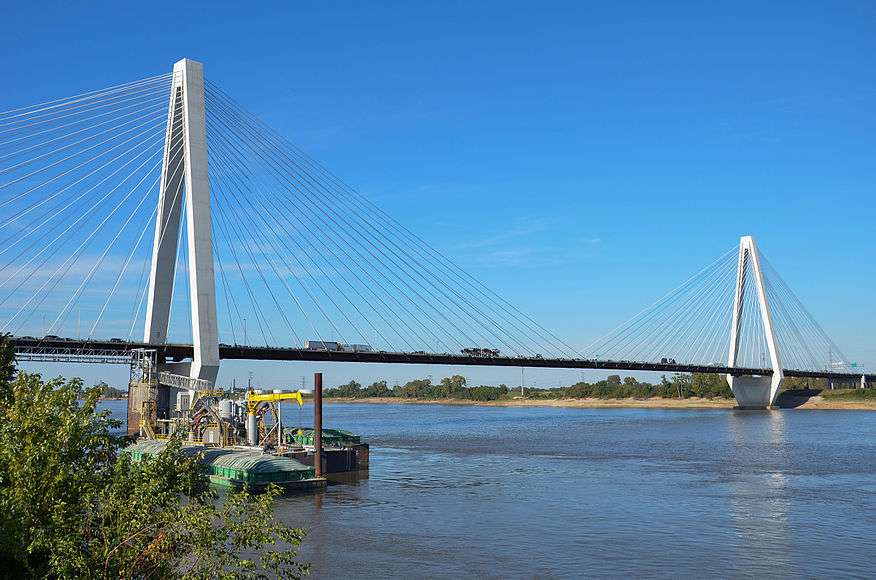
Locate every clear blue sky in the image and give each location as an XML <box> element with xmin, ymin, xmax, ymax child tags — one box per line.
<box><xmin>3</xmin><ymin>1</ymin><xmax>874</xmax><ymax>388</ymax></box>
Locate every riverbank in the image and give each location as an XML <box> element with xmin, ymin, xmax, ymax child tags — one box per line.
<box><xmin>325</xmin><ymin>395</ymin><xmax>876</xmax><ymax>410</ymax></box>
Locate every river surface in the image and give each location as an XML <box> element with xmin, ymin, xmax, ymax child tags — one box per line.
<box><xmin>103</xmin><ymin>401</ymin><xmax>876</xmax><ymax>578</ymax></box>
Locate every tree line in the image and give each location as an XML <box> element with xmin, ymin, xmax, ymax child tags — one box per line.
<box><xmin>326</xmin><ymin>374</ymin><xmax>511</xmax><ymax>401</ymax></box>
<box><xmin>325</xmin><ymin>373</ymin><xmax>735</xmax><ymax>401</ymax></box>
<box><xmin>324</xmin><ymin>373</ymin><xmax>834</xmax><ymax>401</ymax></box>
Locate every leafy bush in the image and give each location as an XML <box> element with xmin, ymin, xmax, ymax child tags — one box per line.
<box><xmin>0</xmin><ymin>340</ymin><xmax>308</xmax><ymax>578</ymax></box>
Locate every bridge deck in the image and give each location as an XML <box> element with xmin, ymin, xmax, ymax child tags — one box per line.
<box><xmin>10</xmin><ymin>338</ymin><xmax>872</xmax><ymax>381</ymax></box>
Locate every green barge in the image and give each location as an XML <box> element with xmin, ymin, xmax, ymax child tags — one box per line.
<box><xmin>124</xmin><ymin>440</ymin><xmax>326</xmax><ymax>491</ymax></box>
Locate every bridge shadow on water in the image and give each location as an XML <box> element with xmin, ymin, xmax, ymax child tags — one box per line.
<box><xmin>774</xmin><ymin>388</ymin><xmax>822</xmax><ymax>409</ymax></box>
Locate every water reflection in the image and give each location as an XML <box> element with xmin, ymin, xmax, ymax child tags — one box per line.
<box><xmin>727</xmin><ymin>410</ymin><xmax>793</xmax><ymax>576</ymax></box>
<box><xmin>326</xmin><ymin>469</ymin><xmax>370</xmax><ymax>486</ymax></box>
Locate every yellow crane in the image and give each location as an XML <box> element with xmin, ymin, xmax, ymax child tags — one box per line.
<box><xmin>246</xmin><ymin>389</ymin><xmax>304</xmax><ymax>407</ymax></box>
<box><xmin>245</xmin><ymin>390</ymin><xmax>305</xmax><ymax>446</ymax></box>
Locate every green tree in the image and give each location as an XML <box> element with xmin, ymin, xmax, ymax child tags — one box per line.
<box><xmin>326</xmin><ymin>380</ymin><xmax>362</xmax><ymax>398</ymax></box>
<box><xmin>363</xmin><ymin>380</ymin><xmax>392</xmax><ymax>397</ymax></box>
<box><xmin>659</xmin><ymin>375</ymin><xmax>678</xmax><ymax>398</ymax></box>
<box><xmin>396</xmin><ymin>378</ymin><xmax>432</xmax><ymax>398</ymax></box>
<box><xmin>0</xmin><ymin>340</ymin><xmax>308</xmax><ymax>578</ymax></box>
<box><xmin>438</xmin><ymin>375</ymin><xmax>467</xmax><ymax>398</ymax></box>
<box><xmin>670</xmin><ymin>373</ymin><xmax>692</xmax><ymax>397</ymax></box>
<box><xmin>690</xmin><ymin>373</ymin><xmax>731</xmax><ymax>398</ymax></box>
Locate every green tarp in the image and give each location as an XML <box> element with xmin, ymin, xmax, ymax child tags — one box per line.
<box><xmin>123</xmin><ymin>440</ymin><xmax>315</xmax><ymax>485</ymax></box>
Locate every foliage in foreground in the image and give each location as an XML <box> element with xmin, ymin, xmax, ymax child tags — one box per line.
<box><xmin>0</xmin><ymin>356</ymin><xmax>308</xmax><ymax>578</ymax></box>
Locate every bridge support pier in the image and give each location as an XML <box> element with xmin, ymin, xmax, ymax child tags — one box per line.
<box><xmin>727</xmin><ymin>375</ymin><xmax>782</xmax><ymax>409</ymax></box>
<box><xmin>726</xmin><ymin>236</ymin><xmax>784</xmax><ymax>409</ymax></box>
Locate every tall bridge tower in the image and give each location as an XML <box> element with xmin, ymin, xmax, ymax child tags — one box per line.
<box><xmin>726</xmin><ymin>235</ymin><xmax>783</xmax><ymax>408</ymax></box>
<box><xmin>142</xmin><ymin>58</ymin><xmax>220</xmax><ymax>384</ymax></box>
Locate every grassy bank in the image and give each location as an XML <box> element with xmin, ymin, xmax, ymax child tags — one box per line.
<box><xmin>821</xmin><ymin>387</ymin><xmax>876</xmax><ymax>401</ymax></box>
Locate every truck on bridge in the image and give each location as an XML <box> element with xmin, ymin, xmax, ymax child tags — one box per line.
<box><xmin>303</xmin><ymin>340</ymin><xmax>373</xmax><ymax>353</ymax></box>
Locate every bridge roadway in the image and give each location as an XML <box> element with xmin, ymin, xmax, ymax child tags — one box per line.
<box><xmin>10</xmin><ymin>337</ymin><xmax>872</xmax><ymax>382</ymax></box>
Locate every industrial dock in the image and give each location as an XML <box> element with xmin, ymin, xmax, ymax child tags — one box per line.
<box><xmin>124</xmin><ymin>349</ymin><xmax>367</xmax><ymax>490</ymax></box>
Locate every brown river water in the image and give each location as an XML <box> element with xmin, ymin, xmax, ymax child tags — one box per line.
<box><xmin>104</xmin><ymin>400</ymin><xmax>876</xmax><ymax>578</ymax></box>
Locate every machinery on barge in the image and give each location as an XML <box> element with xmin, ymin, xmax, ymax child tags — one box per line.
<box><xmin>125</xmin><ymin>349</ymin><xmax>368</xmax><ymax>489</ymax></box>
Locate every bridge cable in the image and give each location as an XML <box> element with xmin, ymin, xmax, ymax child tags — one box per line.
<box><xmin>205</xmin><ymin>109</ymin><xmax>461</xmax><ymax>352</ymax></box>
<box><xmin>205</xmin><ymin>87</ymin><xmax>540</xmax><ymax>356</ymax></box>
<box><xmin>205</xmin><ymin>81</ymin><xmax>578</xmax><ymax>358</ymax></box>
<box><xmin>207</xmin><ymin>81</ymin><xmax>582</xmax><ymax>358</ymax></box>
<box><xmin>205</xmin><ymin>94</ymin><xmax>468</xmax><ymax>354</ymax></box>
<box><xmin>0</xmin><ymin>126</ymin><xmax>167</xmax><ymax>301</ymax></box>
<box><xmin>205</xmin><ymin>98</ymin><xmax>468</xmax><ymax>353</ymax></box>
<box><xmin>206</xmin><ymin>133</ymin><xmax>399</xmax><ymax>352</ymax></box>
<box><xmin>0</xmin><ymin>73</ymin><xmax>172</xmax><ymax>121</ymax></box>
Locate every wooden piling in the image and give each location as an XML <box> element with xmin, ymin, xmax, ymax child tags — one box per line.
<box><xmin>314</xmin><ymin>372</ymin><xmax>323</xmax><ymax>477</ymax></box>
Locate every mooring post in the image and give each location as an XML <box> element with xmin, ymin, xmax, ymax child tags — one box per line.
<box><xmin>314</xmin><ymin>372</ymin><xmax>323</xmax><ymax>477</ymax></box>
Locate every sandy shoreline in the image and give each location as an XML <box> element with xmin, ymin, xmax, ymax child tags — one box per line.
<box><xmin>325</xmin><ymin>395</ymin><xmax>876</xmax><ymax>410</ymax></box>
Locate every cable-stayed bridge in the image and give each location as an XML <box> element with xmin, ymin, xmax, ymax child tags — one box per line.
<box><xmin>1</xmin><ymin>58</ymin><xmax>868</xmax><ymax>408</ymax></box>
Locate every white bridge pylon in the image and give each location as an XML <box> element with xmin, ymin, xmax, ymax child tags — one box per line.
<box><xmin>726</xmin><ymin>235</ymin><xmax>783</xmax><ymax>409</ymax></box>
<box><xmin>143</xmin><ymin>58</ymin><xmax>219</xmax><ymax>384</ymax></box>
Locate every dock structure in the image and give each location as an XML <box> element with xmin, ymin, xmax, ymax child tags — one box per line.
<box><xmin>125</xmin><ymin>365</ymin><xmax>368</xmax><ymax>490</ymax></box>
